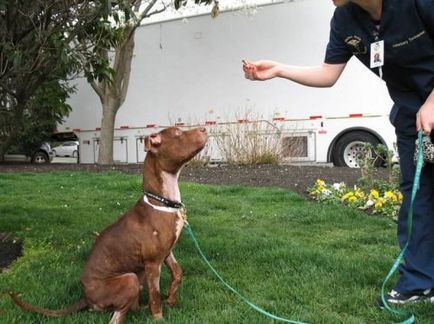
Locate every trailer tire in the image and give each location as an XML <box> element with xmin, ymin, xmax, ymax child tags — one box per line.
<box><xmin>332</xmin><ymin>131</ymin><xmax>381</xmax><ymax>168</ymax></box>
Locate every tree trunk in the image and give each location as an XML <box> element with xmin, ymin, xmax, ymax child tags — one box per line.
<box><xmin>95</xmin><ymin>27</ymin><xmax>136</xmax><ymax>165</ymax></box>
<box><xmin>0</xmin><ymin>135</ymin><xmax>15</xmax><ymax>162</ymax></box>
<box><xmin>98</xmin><ymin>97</ymin><xmax>119</xmax><ymax>165</ymax></box>
<box><xmin>0</xmin><ymin>103</ymin><xmax>25</xmax><ymax>162</ymax></box>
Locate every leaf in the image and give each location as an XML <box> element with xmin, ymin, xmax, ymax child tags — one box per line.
<box><xmin>113</xmin><ymin>12</ymin><xmax>119</xmax><ymax>24</ymax></box>
<box><xmin>124</xmin><ymin>8</ymin><xmax>130</xmax><ymax>21</ymax></box>
<box><xmin>211</xmin><ymin>2</ymin><xmax>220</xmax><ymax>18</ymax></box>
<box><xmin>86</xmin><ymin>74</ymin><xmax>94</xmax><ymax>83</ymax></box>
<box><xmin>12</xmin><ymin>51</ymin><xmax>22</xmax><ymax>68</ymax></box>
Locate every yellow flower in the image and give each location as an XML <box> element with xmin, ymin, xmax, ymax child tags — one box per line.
<box><xmin>384</xmin><ymin>191</ymin><xmax>395</xmax><ymax>200</ymax></box>
<box><xmin>374</xmin><ymin>198</ymin><xmax>385</xmax><ymax>209</ymax></box>
<box><xmin>370</xmin><ymin>190</ymin><xmax>380</xmax><ymax>199</ymax></box>
<box><xmin>348</xmin><ymin>196</ymin><xmax>358</xmax><ymax>203</ymax></box>
<box><xmin>316</xmin><ymin>179</ymin><xmax>325</xmax><ymax>188</ymax></box>
<box><xmin>395</xmin><ymin>191</ymin><xmax>403</xmax><ymax>203</ymax></box>
<box><xmin>355</xmin><ymin>189</ymin><xmax>365</xmax><ymax>199</ymax></box>
<box><xmin>342</xmin><ymin>192</ymin><xmax>354</xmax><ymax>201</ymax></box>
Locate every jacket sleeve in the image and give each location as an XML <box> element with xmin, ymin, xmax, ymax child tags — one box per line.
<box><xmin>416</xmin><ymin>0</ymin><xmax>434</xmax><ymax>38</ymax></box>
<box><xmin>324</xmin><ymin>13</ymin><xmax>353</xmax><ymax>64</ymax></box>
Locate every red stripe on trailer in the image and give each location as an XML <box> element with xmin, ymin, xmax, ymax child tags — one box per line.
<box><xmin>309</xmin><ymin>115</ymin><xmax>322</xmax><ymax>120</ymax></box>
<box><xmin>175</xmin><ymin>123</ymin><xmax>185</xmax><ymax>126</ymax></box>
<box><xmin>120</xmin><ymin>125</ymin><xmax>129</xmax><ymax>129</ymax></box>
<box><xmin>272</xmin><ymin>117</ymin><xmax>285</xmax><ymax>121</ymax></box>
<box><xmin>205</xmin><ymin>121</ymin><xmax>217</xmax><ymax>125</ymax></box>
<box><xmin>96</xmin><ymin>127</ymin><xmax>101</xmax><ymax>131</ymax></box>
<box><xmin>73</xmin><ymin>128</ymin><xmax>81</xmax><ymax>132</ymax></box>
<box><xmin>238</xmin><ymin>119</ymin><xmax>248</xmax><ymax>123</ymax></box>
<box><xmin>146</xmin><ymin>124</ymin><xmax>156</xmax><ymax>128</ymax></box>
<box><xmin>349</xmin><ymin>113</ymin><xmax>363</xmax><ymax>118</ymax></box>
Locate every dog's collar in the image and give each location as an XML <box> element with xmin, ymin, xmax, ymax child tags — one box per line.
<box><xmin>143</xmin><ymin>191</ymin><xmax>184</xmax><ymax>211</ymax></box>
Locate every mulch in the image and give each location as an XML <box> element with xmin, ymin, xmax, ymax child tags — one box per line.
<box><xmin>0</xmin><ymin>162</ymin><xmax>390</xmax><ymax>196</ymax></box>
<box><xmin>0</xmin><ymin>162</ymin><xmax>390</xmax><ymax>270</ymax></box>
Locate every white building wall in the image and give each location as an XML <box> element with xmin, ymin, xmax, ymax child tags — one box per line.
<box><xmin>62</xmin><ymin>0</ymin><xmax>393</xmax><ymax>133</ymax></box>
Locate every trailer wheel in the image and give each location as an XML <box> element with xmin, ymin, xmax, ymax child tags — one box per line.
<box><xmin>332</xmin><ymin>131</ymin><xmax>381</xmax><ymax>168</ymax></box>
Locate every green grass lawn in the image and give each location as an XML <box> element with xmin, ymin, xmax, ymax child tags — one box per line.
<box><xmin>0</xmin><ymin>171</ymin><xmax>433</xmax><ymax>323</ymax></box>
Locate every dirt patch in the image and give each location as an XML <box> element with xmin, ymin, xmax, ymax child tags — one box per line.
<box><xmin>181</xmin><ymin>164</ymin><xmax>390</xmax><ymax>197</ymax></box>
<box><xmin>0</xmin><ymin>162</ymin><xmax>390</xmax><ymax>269</ymax></box>
<box><xmin>0</xmin><ymin>233</ymin><xmax>22</xmax><ymax>271</ymax></box>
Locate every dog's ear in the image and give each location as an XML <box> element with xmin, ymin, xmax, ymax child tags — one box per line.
<box><xmin>144</xmin><ymin>133</ymin><xmax>161</xmax><ymax>153</ymax></box>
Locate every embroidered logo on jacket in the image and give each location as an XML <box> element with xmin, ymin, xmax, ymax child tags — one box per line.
<box><xmin>345</xmin><ymin>36</ymin><xmax>367</xmax><ymax>54</ymax></box>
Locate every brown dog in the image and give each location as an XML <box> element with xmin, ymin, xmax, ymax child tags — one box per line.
<box><xmin>8</xmin><ymin>126</ymin><xmax>208</xmax><ymax>323</ymax></box>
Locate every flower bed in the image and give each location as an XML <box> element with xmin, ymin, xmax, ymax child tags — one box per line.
<box><xmin>308</xmin><ymin>179</ymin><xmax>402</xmax><ymax>220</ymax></box>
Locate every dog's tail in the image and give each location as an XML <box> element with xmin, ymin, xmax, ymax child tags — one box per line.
<box><xmin>7</xmin><ymin>292</ymin><xmax>88</xmax><ymax>317</ymax></box>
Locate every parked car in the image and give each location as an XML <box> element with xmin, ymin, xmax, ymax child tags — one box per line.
<box><xmin>4</xmin><ymin>142</ymin><xmax>54</xmax><ymax>164</ymax></box>
<box><xmin>52</xmin><ymin>141</ymin><xmax>79</xmax><ymax>157</ymax></box>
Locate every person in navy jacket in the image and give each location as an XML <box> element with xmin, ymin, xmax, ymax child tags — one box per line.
<box><xmin>243</xmin><ymin>0</ymin><xmax>434</xmax><ymax>306</ymax></box>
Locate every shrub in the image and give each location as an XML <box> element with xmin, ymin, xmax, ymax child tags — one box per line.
<box><xmin>210</xmin><ymin>113</ymin><xmax>283</xmax><ymax>165</ymax></box>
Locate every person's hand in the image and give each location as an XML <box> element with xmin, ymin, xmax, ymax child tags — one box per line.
<box><xmin>242</xmin><ymin>60</ymin><xmax>280</xmax><ymax>81</ymax></box>
<box><xmin>416</xmin><ymin>102</ymin><xmax>434</xmax><ymax>135</ymax></box>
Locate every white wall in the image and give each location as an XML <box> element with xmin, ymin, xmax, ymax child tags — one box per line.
<box><xmin>62</xmin><ymin>0</ymin><xmax>392</xmax><ymax>132</ymax></box>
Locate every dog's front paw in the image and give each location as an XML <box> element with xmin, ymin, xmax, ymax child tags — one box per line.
<box><xmin>152</xmin><ymin>313</ymin><xmax>163</xmax><ymax>321</ymax></box>
<box><xmin>166</xmin><ymin>297</ymin><xmax>177</xmax><ymax>307</ymax></box>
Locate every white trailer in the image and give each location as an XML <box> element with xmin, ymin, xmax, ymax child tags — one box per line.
<box><xmin>60</xmin><ymin>0</ymin><xmax>396</xmax><ymax>167</ymax></box>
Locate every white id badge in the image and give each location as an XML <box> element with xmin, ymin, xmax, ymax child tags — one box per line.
<box><xmin>370</xmin><ymin>40</ymin><xmax>384</xmax><ymax>68</ymax></box>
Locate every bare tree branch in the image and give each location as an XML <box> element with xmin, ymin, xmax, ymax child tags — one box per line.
<box><xmin>90</xmin><ymin>79</ymin><xmax>105</xmax><ymax>102</ymax></box>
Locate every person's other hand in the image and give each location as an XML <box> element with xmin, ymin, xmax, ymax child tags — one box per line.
<box><xmin>416</xmin><ymin>103</ymin><xmax>434</xmax><ymax>135</ymax></box>
<box><xmin>242</xmin><ymin>60</ymin><xmax>279</xmax><ymax>81</ymax></box>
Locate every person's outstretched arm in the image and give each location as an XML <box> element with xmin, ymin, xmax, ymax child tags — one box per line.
<box><xmin>243</xmin><ymin>60</ymin><xmax>346</xmax><ymax>88</ymax></box>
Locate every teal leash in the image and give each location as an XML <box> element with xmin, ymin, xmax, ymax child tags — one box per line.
<box><xmin>380</xmin><ymin>130</ymin><xmax>424</xmax><ymax>324</ymax></box>
<box><xmin>183</xmin><ymin>222</ymin><xmax>307</xmax><ymax>324</ymax></box>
